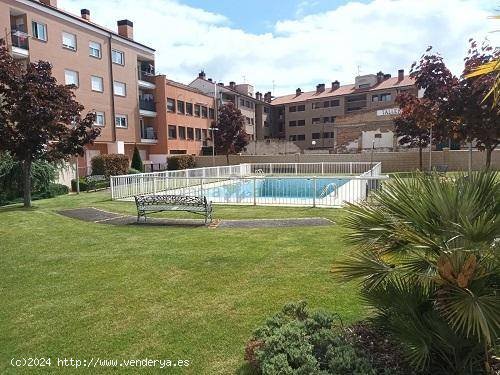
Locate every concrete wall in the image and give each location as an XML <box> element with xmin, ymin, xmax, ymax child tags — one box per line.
<box><xmin>193</xmin><ymin>149</ymin><xmax>500</xmax><ymax>173</ymax></box>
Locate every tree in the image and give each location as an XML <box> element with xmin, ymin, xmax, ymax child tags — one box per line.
<box><xmin>0</xmin><ymin>45</ymin><xmax>99</xmax><ymax>207</ymax></box>
<box><xmin>214</xmin><ymin>102</ymin><xmax>249</xmax><ymax>164</ymax></box>
<box><xmin>333</xmin><ymin>171</ymin><xmax>499</xmax><ymax>374</ymax></box>
<box><xmin>131</xmin><ymin>145</ymin><xmax>143</xmax><ymax>172</ymax></box>
<box><xmin>393</xmin><ymin>93</ymin><xmax>435</xmax><ymax>170</ymax></box>
<box><xmin>460</xmin><ymin>39</ymin><xmax>500</xmax><ymax>168</ymax></box>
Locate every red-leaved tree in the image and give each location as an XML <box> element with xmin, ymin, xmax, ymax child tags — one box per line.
<box><xmin>214</xmin><ymin>102</ymin><xmax>249</xmax><ymax>164</ymax></box>
<box><xmin>0</xmin><ymin>45</ymin><xmax>100</xmax><ymax>207</ymax></box>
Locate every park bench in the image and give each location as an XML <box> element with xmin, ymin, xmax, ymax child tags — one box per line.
<box><xmin>134</xmin><ymin>194</ymin><xmax>213</xmax><ymax>224</ymax></box>
<box><xmin>85</xmin><ymin>175</ymin><xmax>108</xmax><ymax>192</ymax></box>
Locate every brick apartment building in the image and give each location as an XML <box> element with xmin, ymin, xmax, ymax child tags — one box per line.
<box><xmin>271</xmin><ymin>70</ymin><xmax>417</xmax><ymax>152</ymax></box>
<box><xmin>189</xmin><ymin>71</ymin><xmax>273</xmax><ymax>142</ymax></box>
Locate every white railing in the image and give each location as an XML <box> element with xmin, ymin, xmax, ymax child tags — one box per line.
<box><xmin>110</xmin><ymin>162</ymin><xmax>385</xmax><ymax>207</ymax></box>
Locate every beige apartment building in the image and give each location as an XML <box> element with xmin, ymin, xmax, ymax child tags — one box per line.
<box><xmin>271</xmin><ymin>70</ymin><xmax>417</xmax><ymax>152</ymax></box>
<box><xmin>0</xmin><ymin>0</ymin><xmax>156</xmax><ymax>173</ymax></box>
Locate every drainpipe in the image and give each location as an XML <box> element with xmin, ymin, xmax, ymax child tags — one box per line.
<box><xmin>108</xmin><ymin>35</ymin><xmax>117</xmax><ymax>143</ymax></box>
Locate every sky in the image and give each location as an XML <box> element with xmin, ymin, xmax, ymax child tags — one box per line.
<box><xmin>58</xmin><ymin>0</ymin><xmax>499</xmax><ymax>96</ymax></box>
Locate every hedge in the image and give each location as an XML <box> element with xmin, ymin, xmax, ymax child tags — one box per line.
<box><xmin>91</xmin><ymin>154</ymin><xmax>129</xmax><ymax>177</ymax></box>
<box><xmin>167</xmin><ymin>155</ymin><xmax>195</xmax><ymax>170</ymax></box>
<box><xmin>71</xmin><ymin>178</ymin><xmax>109</xmax><ymax>192</ymax></box>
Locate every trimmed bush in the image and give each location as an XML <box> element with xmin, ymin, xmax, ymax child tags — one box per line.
<box><xmin>131</xmin><ymin>146</ymin><xmax>143</xmax><ymax>172</ymax></box>
<box><xmin>128</xmin><ymin>168</ymin><xmax>141</xmax><ymax>174</ymax></box>
<box><xmin>167</xmin><ymin>155</ymin><xmax>195</xmax><ymax>171</ymax></box>
<box><xmin>245</xmin><ymin>302</ymin><xmax>379</xmax><ymax>375</ymax></box>
<box><xmin>91</xmin><ymin>154</ymin><xmax>129</xmax><ymax>177</ymax></box>
<box><xmin>71</xmin><ymin>178</ymin><xmax>109</xmax><ymax>192</ymax></box>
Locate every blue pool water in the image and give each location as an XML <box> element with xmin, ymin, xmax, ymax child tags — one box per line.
<box><xmin>203</xmin><ymin>178</ymin><xmax>348</xmax><ymax>199</ymax></box>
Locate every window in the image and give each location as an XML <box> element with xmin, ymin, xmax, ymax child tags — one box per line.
<box><xmin>289</xmin><ymin>135</ymin><xmax>297</xmax><ymax>141</ymax></box>
<box><xmin>113</xmin><ymin>81</ymin><xmax>126</xmax><ymax>96</ymax></box>
<box><xmin>201</xmin><ymin>106</ymin><xmax>208</xmax><ymax>118</ymax></box>
<box><xmin>312</xmin><ymin>118</ymin><xmax>320</xmax><ymax>124</ymax></box>
<box><xmin>240</xmin><ymin>98</ymin><xmax>245</xmax><ymax>106</ymax></box>
<box><xmin>289</xmin><ymin>106</ymin><xmax>297</xmax><ymax>112</ymax></box>
<box><xmin>312</xmin><ymin>133</ymin><xmax>321</xmax><ymax>140</ymax></box>
<box><xmin>64</xmin><ymin>69</ymin><xmax>79</xmax><ymax>86</ymax></box>
<box><xmin>312</xmin><ymin>102</ymin><xmax>322</xmax><ymax>109</ymax></box>
<box><xmin>245</xmin><ymin>100</ymin><xmax>250</xmax><ymax>107</ymax></box>
<box><xmin>246</xmin><ymin>117</ymin><xmax>251</xmax><ymax>124</ymax></box>
<box><xmin>187</xmin><ymin>127</ymin><xmax>194</xmax><ymax>140</ymax></box>
<box><xmin>264</xmin><ymin>121</ymin><xmax>269</xmax><ymax>127</ymax></box>
<box><xmin>168</xmin><ymin>125</ymin><xmax>177</xmax><ymax>139</ymax></box>
<box><xmin>380</xmin><ymin>93</ymin><xmax>392</xmax><ymax>102</ymax></box>
<box><xmin>177</xmin><ymin>100</ymin><xmax>185</xmax><ymax>114</ymax></box>
<box><xmin>111</xmin><ymin>49</ymin><xmax>125</xmax><ymax>65</ymax></box>
<box><xmin>297</xmin><ymin>134</ymin><xmax>305</xmax><ymax>141</ymax></box>
<box><xmin>89</xmin><ymin>41</ymin><xmax>101</xmax><ymax>58</ymax></box>
<box><xmin>209</xmin><ymin>108</ymin><xmax>214</xmax><ymax>119</ymax></box>
<box><xmin>32</xmin><ymin>21</ymin><xmax>47</xmax><ymax>41</ymax></box>
<box><xmin>323</xmin><ymin>116</ymin><xmax>335</xmax><ymax>123</ymax></box>
<box><xmin>289</xmin><ymin>120</ymin><xmax>296</xmax><ymax>127</ymax></box>
<box><xmin>194</xmin><ymin>104</ymin><xmax>201</xmax><ymax>117</ymax></box>
<box><xmin>167</xmin><ymin>98</ymin><xmax>175</xmax><ymax>112</ymax></box>
<box><xmin>372</xmin><ymin>95</ymin><xmax>379</xmax><ymax>102</ymax></box>
<box><xmin>323</xmin><ymin>101</ymin><xmax>330</xmax><ymax>108</ymax></box>
<box><xmin>91</xmin><ymin>76</ymin><xmax>103</xmax><ymax>92</ymax></box>
<box><xmin>115</xmin><ymin>114</ymin><xmax>127</xmax><ymax>128</ymax></box>
<box><xmin>251</xmin><ymin>118</ymin><xmax>254</xmax><ymax>125</ymax></box>
<box><xmin>359</xmin><ymin>83</ymin><xmax>370</xmax><ymax>89</ymax></box>
<box><xmin>93</xmin><ymin>111</ymin><xmax>105</xmax><ymax>126</ymax></box>
<box><xmin>331</xmin><ymin>99</ymin><xmax>340</xmax><ymax>106</ymax></box>
<box><xmin>186</xmin><ymin>102</ymin><xmax>193</xmax><ymax>116</ymax></box>
<box><xmin>195</xmin><ymin>128</ymin><xmax>202</xmax><ymax>141</ymax></box>
<box><xmin>323</xmin><ymin>132</ymin><xmax>334</xmax><ymax>139</ymax></box>
<box><xmin>297</xmin><ymin>120</ymin><xmax>305</xmax><ymax>126</ymax></box>
<box><xmin>62</xmin><ymin>32</ymin><xmax>76</xmax><ymax>50</ymax></box>
<box><xmin>374</xmin><ymin>133</ymin><xmax>382</xmax><ymax>138</ymax></box>
<box><xmin>297</xmin><ymin>105</ymin><xmax>305</xmax><ymax>111</ymax></box>
<box><xmin>178</xmin><ymin>126</ymin><xmax>186</xmax><ymax>139</ymax></box>
<box><xmin>202</xmin><ymin>129</ymin><xmax>208</xmax><ymax>140</ymax></box>
<box><xmin>264</xmin><ymin>106</ymin><xmax>269</xmax><ymax>113</ymax></box>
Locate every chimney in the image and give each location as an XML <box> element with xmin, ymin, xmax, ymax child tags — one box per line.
<box><xmin>208</xmin><ymin>78</ymin><xmax>213</xmax><ymax>82</ymax></box>
<box><xmin>316</xmin><ymin>83</ymin><xmax>325</xmax><ymax>93</ymax></box>
<box><xmin>376</xmin><ymin>71</ymin><xmax>384</xmax><ymax>83</ymax></box>
<box><xmin>39</xmin><ymin>0</ymin><xmax>57</xmax><ymax>7</ymax></box>
<box><xmin>264</xmin><ymin>91</ymin><xmax>272</xmax><ymax>103</ymax></box>
<box><xmin>296</xmin><ymin>88</ymin><xmax>301</xmax><ymax>96</ymax></box>
<box><xmin>398</xmin><ymin>69</ymin><xmax>404</xmax><ymax>81</ymax></box>
<box><xmin>80</xmin><ymin>9</ymin><xmax>90</xmax><ymax>21</ymax></box>
<box><xmin>117</xmin><ymin>19</ymin><xmax>133</xmax><ymax>40</ymax></box>
<box><xmin>384</xmin><ymin>73</ymin><xmax>391</xmax><ymax>80</ymax></box>
<box><xmin>198</xmin><ymin>70</ymin><xmax>206</xmax><ymax>79</ymax></box>
<box><xmin>331</xmin><ymin>80</ymin><xmax>340</xmax><ymax>90</ymax></box>
<box><xmin>255</xmin><ymin>91</ymin><xmax>262</xmax><ymax>101</ymax></box>
<box><xmin>229</xmin><ymin>81</ymin><xmax>236</xmax><ymax>89</ymax></box>
<box><xmin>217</xmin><ymin>82</ymin><xmax>224</xmax><ymax>86</ymax></box>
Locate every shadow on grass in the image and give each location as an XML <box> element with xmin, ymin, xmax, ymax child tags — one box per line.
<box><xmin>236</xmin><ymin>362</ymin><xmax>256</xmax><ymax>375</ymax></box>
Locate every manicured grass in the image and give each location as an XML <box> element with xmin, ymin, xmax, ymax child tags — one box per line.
<box><xmin>0</xmin><ymin>191</ymin><xmax>363</xmax><ymax>374</ymax></box>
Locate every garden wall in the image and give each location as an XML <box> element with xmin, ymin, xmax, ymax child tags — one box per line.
<box><xmin>193</xmin><ymin>149</ymin><xmax>500</xmax><ymax>173</ymax></box>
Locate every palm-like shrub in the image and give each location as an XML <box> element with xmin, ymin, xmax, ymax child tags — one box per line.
<box><xmin>333</xmin><ymin>171</ymin><xmax>499</xmax><ymax>374</ymax></box>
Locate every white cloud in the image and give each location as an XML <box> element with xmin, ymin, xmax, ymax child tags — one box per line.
<box><xmin>59</xmin><ymin>0</ymin><xmax>498</xmax><ymax>96</ymax></box>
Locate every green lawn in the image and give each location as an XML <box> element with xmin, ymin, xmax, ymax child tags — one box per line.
<box><xmin>0</xmin><ymin>192</ymin><xmax>364</xmax><ymax>374</ymax></box>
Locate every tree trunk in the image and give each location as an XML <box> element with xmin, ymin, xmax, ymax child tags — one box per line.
<box><xmin>22</xmin><ymin>159</ymin><xmax>32</xmax><ymax>208</ymax></box>
<box><xmin>419</xmin><ymin>146</ymin><xmax>423</xmax><ymax>171</ymax></box>
<box><xmin>226</xmin><ymin>153</ymin><xmax>229</xmax><ymax>166</ymax></box>
<box><xmin>485</xmin><ymin>146</ymin><xmax>492</xmax><ymax>169</ymax></box>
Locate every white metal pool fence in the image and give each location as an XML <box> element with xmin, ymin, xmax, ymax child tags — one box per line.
<box><xmin>110</xmin><ymin>162</ymin><xmax>386</xmax><ymax>207</ymax></box>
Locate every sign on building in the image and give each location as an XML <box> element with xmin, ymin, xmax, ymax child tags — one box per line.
<box><xmin>376</xmin><ymin>108</ymin><xmax>402</xmax><ymax>116</ymax></box>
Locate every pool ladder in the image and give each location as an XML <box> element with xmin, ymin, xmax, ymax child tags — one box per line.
<box><xmin>319</xmin><ymin>183</ymin><xmax>338</xmax><ymax>199</ymax></box>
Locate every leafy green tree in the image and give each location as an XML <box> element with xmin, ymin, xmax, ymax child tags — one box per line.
<box><xmin>131</xmin><ymin>145</ymin><xmax>143</xmax><ymax>172</ymax></box>
<box><xmin>333</xmin><ymin>171</ymin><xmax>499</xmax><ymax>374</ymax></box>
<box><xmin>214</xmin><ymin>102</ymin><xmax>249</xmax><ymax>164</ymax></box>
<box><xmin>0</xmin><ymin>45</ymin><xmax>99</xmax><ymax>207</ymax></box>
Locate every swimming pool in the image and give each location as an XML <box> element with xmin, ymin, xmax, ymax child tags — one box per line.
<box><xmin>203</xmin><ymin>177</ymin><xmax>348</xmax><ymax>200</ymax></box>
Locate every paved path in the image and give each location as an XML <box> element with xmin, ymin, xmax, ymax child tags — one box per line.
<box><xmin>58</xmin><ymin>207</ymin><xmax>333</xmax><ymax>229</ymax></box>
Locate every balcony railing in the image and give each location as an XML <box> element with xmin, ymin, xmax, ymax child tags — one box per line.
<box><xmin>138</xmin><ymin>70</ymin><xmax>155</xmax><ymax>83</ymax></box>
<box><xmin>11</xmin><ymin>30</ymin><xmax>29</xmax><ymax>50</ymax></box>
<box><xmin>139</xmin><ymin>98</ymin><xmax>156</xmax><ymax>112</ymax></box>
<box><xmin>141</xmin><ymin>127</ymin><xmax>157</xmax><ymax>140</ymax></box>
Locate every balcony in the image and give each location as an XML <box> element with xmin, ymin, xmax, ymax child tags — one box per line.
<box><xmin>138</xmin><ymin>70</ymin><xmax>156</xmax><ymax>89</ymax></box>
<box><xmin>10</xmin><ymin>30</ymin><xmax>29</xmax><ymax>59</ymax></box>
<box><xmin>140</xmin><ymin>126</ymin><xmax>158</xmax><ymax>143</ymax></box>
<box><xmin>139</xmin><ymin>97</ymin><xmax>157</xmax><ymax>117</ymax></box>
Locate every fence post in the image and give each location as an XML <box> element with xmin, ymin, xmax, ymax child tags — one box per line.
<box><xmin>270</xmin><ymin>163</ymin><xmax>273</xmax><ymax>175</ymax></box>
<box><xmin>321</xmin><ymin>162</ymin><xmax>324</xmax><ymax>175</ymax></box>
<box><xmin>349</xmin><ymin>162</ymin><xmax>353</xmax><ymax>174</ymax></box>
<box><xmin>312</xmin><ymin>176</ymin><xmax>317</xmax><ymax>208</ymax></box>
<box><xmin>110</xmin><ymin>177</ymin><xmax>115</xmax><ymax>200</ymax></box>
<box><xmin>201</xmin><ymin>178</ymin><xmax>204</xmax><ymax>198</ymax></box>
<box><xmin>153</xmin><ymin>176</ymin><xmax>157</xmax><ymax>195</ymax></box>
<box><xmin>295</xmin><ymin>163</ymin><xmax>298</xmax><ymax>175</ymax></box>
<box><xmin>253</xmin><ymin>177</ymin><xmax>256</xmax><ymax>206</ymax></box>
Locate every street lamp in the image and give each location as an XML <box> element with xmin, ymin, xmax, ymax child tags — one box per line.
<box><xmin>208</xmin><ymin>127</ymin><xmax>219</xmax><ymax>167</ymax></box>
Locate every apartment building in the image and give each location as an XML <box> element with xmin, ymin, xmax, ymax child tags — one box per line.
<box><xmin>271</xmin><ymin>70</ymin><xmax>417</xmax><ymax>152</ymax></box>
<box><xmin>148</xmin><ymin>75</ymin><xmax>214</xmax><ymax>164</ymax></box>
<box><xmin>0</xmin><ymin>0</ymin><xmax>156</xmax><ymax>173</ymax></box>
<box><xmin>189</xmin><ymin>71</ymin><xmax>273</xmax><ymax>142</ymax></box>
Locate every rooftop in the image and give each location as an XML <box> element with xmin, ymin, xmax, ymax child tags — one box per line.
<box><xmin>271</xmin><ymin>75</ymin><xmax>415</xmax><ymax>105</ymax></box>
